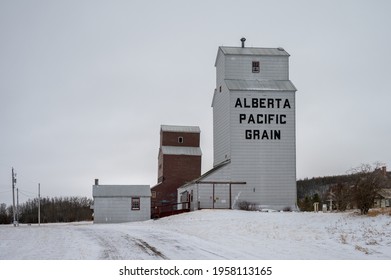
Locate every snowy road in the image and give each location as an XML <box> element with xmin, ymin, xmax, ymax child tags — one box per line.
<box><xmin>1</xmin><ymin>210</ymin><xmax>390</xmax><ymax>260</ymax></box>
<box><xmin>79</xmin><ymin>223</ymin><xmax>243</xmax><ymax>260</ymax></box>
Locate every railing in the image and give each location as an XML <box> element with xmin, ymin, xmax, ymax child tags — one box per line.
<box><xmin>151</xmin><ymin>202</ymin><xmax>190</xmax><ymax>219</ymax></box>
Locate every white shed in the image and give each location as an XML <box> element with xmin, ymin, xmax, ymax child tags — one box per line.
<box><xmin>92</xmin><ymin>183</ymin><xmax>151</xmax><ymax>223</ymax></box>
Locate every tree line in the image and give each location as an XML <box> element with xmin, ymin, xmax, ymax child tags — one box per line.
<box><xmin>297</xmin><ymin>163</ymin><xmax>390</xmax><ymax>215</ymax></box>
<box><xmin>0</xmin><ymin>196</ymin><xmax>93</xmax><ymax>224</ymax></box>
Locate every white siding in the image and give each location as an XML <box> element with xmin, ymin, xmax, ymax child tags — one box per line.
<box><xmin>213</xmin><ymin>51</ymin><xmax>290</xmax><ymax>167</ymax></box>
<box><xmin>213</xmin><ymin>50</ymin><xmax>231</xmax><ymax>166</ymax></box>
<box><xmin>197</xmin><ymin>163</ymin><xmax>233</xmax><ymax>209</ymax></box>
<box><xmin>213</xmin><ymin>90</ymin><xmax>230</xmax><ymax>166</ymax></box>
<box><xmin>178</xmin><ymin>163</ymin><xmax>234</xmax><ymax>210</ymax></box>
<box><xmin>186</xmin><ymin>46</ymin><xmax>297</xmax><ymax>211</ymax></box>
<box><xmin>93</xmin><ymin>196</ymin><xmax>151</xmax><ymax>223</ymax></box>
<box><xmin>92</xmin><ymin>185</ymin><xmax>151</xmax><ymax>223</ymax></box>
<box><xmin>225</xmin><ymin>55</ymin><xmax>289</xmax><ymax>81</ymax></box>
<box><xmin>229</xmin><ymin>91</ymin><xmax>296</xmax><ymax>208</ymax></box>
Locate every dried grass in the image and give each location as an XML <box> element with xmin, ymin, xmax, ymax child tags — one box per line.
<box><xmin>355</xmin><ymin>245</ymin><xmax>369</xmax><ymax>254</ymax></box>
<box><xmin>367</xmin><ymin>208</ymin><xmax>391</xmax><ymax>217</ymax></box>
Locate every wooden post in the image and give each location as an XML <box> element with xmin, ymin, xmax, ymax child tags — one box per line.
<box><xmin>212</xmin><ymin>183</ymin><xmax>215</xmax><ymax>209</ymax></box>
<box><xmin>229</xmin><ymin>183</ymin><xmax>232</xmax><ymax>209</ymax></box>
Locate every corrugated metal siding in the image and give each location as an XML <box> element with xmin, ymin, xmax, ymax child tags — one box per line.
<box><xmin>229</xmin><ymin>91</ymin><xmax>296</xmax><ymax>208</ymax></box>
<box><xmin>177</xmin><ymin>162</ymin><xmax>233</xmax><ymax>209</ymax></box>
<box><xmin>93</xmin><ymin>196</ymin><xmax>151</xmax><ymax>223</ymax></box>
<box><xmin>207</xmin><ymin>45</ymin><xmax>297</xmax><ymax>210</ymax></box>
<box><xmin>213</xmin><ymin>52</ymin><xmax>231</xmax><ymax>166</ymax></box>
<box><xmin>93</xmin><ymin>185</ymin><xmax>151</xmax><ymax>197</ymax></box>
<box><xmin>225</xmin><ymin>79</ymin><xmax>297</xmax><ymax>91</ymax></box>
<box><xmin>161</xmin><ymin>125</ymin><xmax>200</xmax><ymax>133</ymax></box>
<box><xmin>225</xmin><ymin>55</ymin><xmax>289</xmax><ymax>81</ymax></box>
<box><xmin>161</xmin><ymin>146</ymin><xmax>202</xmax><ymax>156</ymax></box>
<box><xmin>220</xmin><ymin>46</ymin><xmax>290</xmax><ymax>56</ymax></box>
<box><xmin>93</xmin><ymin>185</ymin><xmax>151</xmax><ymax>223</ymax></box>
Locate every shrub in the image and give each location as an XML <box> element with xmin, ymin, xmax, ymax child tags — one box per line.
<box><xmin>238</xmin><ymin>201</ymin><xmax>258</xmax><ymax>211</ymax></box>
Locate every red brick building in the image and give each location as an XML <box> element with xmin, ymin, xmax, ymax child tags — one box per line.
<box><xmin>151</xmin><ymin>125</ymin><xmax>202</xmax><ymax>214</ymax></box>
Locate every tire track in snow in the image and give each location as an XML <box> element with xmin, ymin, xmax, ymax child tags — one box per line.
<box><xmin>125</xmin><ymin>236</ymin><xmax>168</xmax><ymax>259</ymax></box>
<box><xmin>95</xmin><ymin>235</ymin><xmax>121</xmax><ymax>260</ymax></box>
<box><xmin>77</xmin><ymin>226</ymin><xmax>169</xmax><ymax>259</ymax></box>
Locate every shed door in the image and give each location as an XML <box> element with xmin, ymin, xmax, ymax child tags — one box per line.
<box><xmin>213</xmin><ymin>184</ymin><xmax>230</xmax><ymax>209</ymax></box>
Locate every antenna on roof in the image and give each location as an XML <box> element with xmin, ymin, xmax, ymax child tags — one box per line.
<box><xmin>240</xmin><ymin>37</ymin><xmax>246</xmax><ymax>48</ymax></box>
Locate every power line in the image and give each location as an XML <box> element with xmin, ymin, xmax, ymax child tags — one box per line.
<box><xmin>18</xmin><ymin>190</ymin><xmax>36</xmax><ymax>198</ymax></box>
<box><xmin>0</xmin><ymin>189</ymin><xmax>12</xmax><ymax>194</ymax></box>
<box><xmin>17</xmin><ymin>188</ymin><xmax>37</xmax><ymax>196</ymax></box>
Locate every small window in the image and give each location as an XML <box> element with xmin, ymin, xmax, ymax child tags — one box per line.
<box><xmin>131</xmin><ymin>197</ymin><xmax>140</xmax><ymax>210</ymax></box>
<box><xmin>252</xmin><ymin>61</ymin><xmax>260</xmax><ymax>73</ymax></box>
<box><xmin>151</xmin><ymin>191</ymin><xmax>156</xmax><ymax>199</ymax></box>
<box><xmin>219</xmin><ymin>86</ymin><xmax>222</xmax><ymax>92</ymax></box>
<box><xmin>178</xmin><ymin>136</ymin><xmax>184</xmax><ymax>144</ymax></box>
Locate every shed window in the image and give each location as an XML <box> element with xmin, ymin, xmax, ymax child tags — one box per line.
<box><xmin>252</xmin><ymin>61</ymin><xmax>260</xmax><ymax>73</ymax></box>
<box><xmin>131</xmin><ymin>197</ymin><xmax>140</xmax><ymax>210</ymax></box>
<box><xmin>178</xmin><ymin>136</ymin><xmax>184</xmax><ymax>144</ymax></box>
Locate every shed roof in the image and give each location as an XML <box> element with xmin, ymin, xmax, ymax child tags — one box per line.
<box><xmin>219</xmin><ymin>46</ymin><xmax>290</xmax><ymax>56</ymax></box>
<box><xmin>377</xmin><ymin>188</ymin><xmax>391</xmax><ymax>199</ymax></box>
<box><xmin>178</xmin><ymin>159</ymin><xmax>231</xmax><ymax>189</ymax></box>
<box><xmin>161</xmin><ymin>125</ymin><xmax>200</xmax><ymax>133</ymax></box>
<box><xmin>93</xmin><ymin>185</ymin><xmax>151</xmax><ymax>197</ymax></box>
<box><xmin>161</xmin><ymin>146</ymin><xmax>202</xmax><ymax>156</ymax></box>
<box><xmin>225</xmin><ymin>79</ymin><xmax>297</xmax><ymax>91</ymax></box>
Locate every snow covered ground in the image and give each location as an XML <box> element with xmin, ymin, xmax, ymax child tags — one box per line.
<box><xmin>0</xmin><ymin>209</ymin><xmax>390</xmax><ymax>260</ymax></box>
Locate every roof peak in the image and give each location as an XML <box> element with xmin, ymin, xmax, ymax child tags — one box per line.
<box><xmin>219</xmin><ymin>46</ymin><xmax>290</xmax><ymax>56</ymax></box>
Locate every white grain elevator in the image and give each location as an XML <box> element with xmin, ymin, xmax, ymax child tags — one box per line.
<box><xmin>178</xmin><ymin>39</ymin><xmax>297</xmax><ymax>210</ymax></box>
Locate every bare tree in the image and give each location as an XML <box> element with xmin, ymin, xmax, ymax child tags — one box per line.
<box><xmin>17</xmin><ymin>196</ymin><xmax>93</xmax><ymax>223</ymax></box>
<box><xmin>0</xmin><ymin>203</ymin><xmax>11</xmax><ymax>224</ymax></box>
<box><xmin>330</xmin><ymin>183</ymin><xmax>352</xmax><ymax>211</ymax></box>
<box><xmin>350</xmin><ymin>163</ymin><xmax>387</xmax><ymax>215</ymax></box>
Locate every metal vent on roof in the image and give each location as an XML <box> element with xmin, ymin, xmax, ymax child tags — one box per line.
<box><xmin>277</xmin><ymin>47</ymin><xmax>285</xmax><ymax>51</ymax></box>
<box><xmin>241</xmin><ymin>37</ymin><xmax>246</xmax><ymax>48</ymax></box>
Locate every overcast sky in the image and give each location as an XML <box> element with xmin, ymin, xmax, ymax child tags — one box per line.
<box><xmin>1</xmin><ymin>0</ymin><xmax>390</xmax><ymax>205</ymax></box>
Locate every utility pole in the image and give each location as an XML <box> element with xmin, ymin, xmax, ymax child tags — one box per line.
<box><xmin>12</xmin><ymin>167</ymin><xmax>16</xmax><ymax>227</ymax></box>
<box><xmin>16</xmin><ymin>188</ymin><xmax>19</xmax><ymax>226</ymax></box>
<box><xmin>38</xmin><ymin>183</ymin><xmax>41</xmax><ymax>226</ymax></box>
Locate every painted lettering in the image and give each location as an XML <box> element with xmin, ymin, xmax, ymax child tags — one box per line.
<box><xmin>235</xmin><ymin>98</ymin><xmax>290</xmax><ymax>109</ymax></box>
<box><xmin>238</xmin><ymin>114</ymin><xmax>287</xmax><ymax>124</ymax></box>
<box><xmin>245</xmin><ymin>130</ymin><xmax>281</xmax><ymax>140</ymax></box>
<box><xmin>239</xmin><ymin>114</ymin><xmax>246</xmax><ymax>123</ymax></box>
